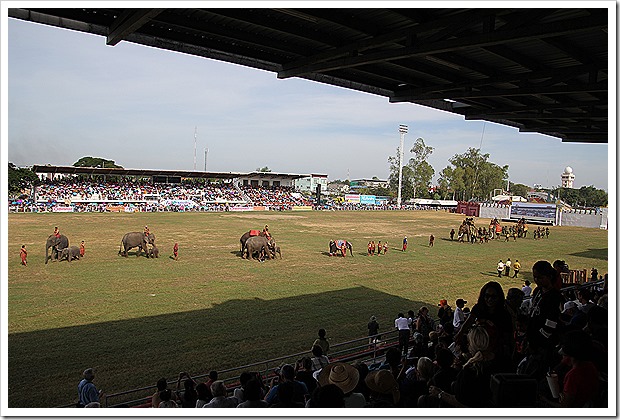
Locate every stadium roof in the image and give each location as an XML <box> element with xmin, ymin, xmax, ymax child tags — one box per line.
<box><xmin>9</xmin><ymin>7</ymin><xmax>608</xmax><ymax>144</ymax></box>
<box><xmin>31</xmin><ymin>165</ymin><xmax>309</xmax><ymax>180</ymax></box>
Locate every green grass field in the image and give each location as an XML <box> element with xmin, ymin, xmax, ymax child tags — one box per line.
<box><xmin>7</xmin><ymin>210</ymin><xmax>608</xmax><ymax>407</ymax></box>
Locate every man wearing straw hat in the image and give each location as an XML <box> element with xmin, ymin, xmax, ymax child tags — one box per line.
<box><xmin>318</xmin><ymin>362</ymin><xmax>366</xmax><ymax>407</ymax></box>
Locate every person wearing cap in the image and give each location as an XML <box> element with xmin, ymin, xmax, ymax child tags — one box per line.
<box><xmin>318</xmin><ymin>362</ymin><xmax>365</xmax><ymax>407</ymax></box>
<box><xmin>453</xmin><ymin>298</ymin><xmax>467</xmax><ymax>332</ymax></box>
<box><xmin>144</xmin><ymin>225</ymin><xmax>150</xmax><ymax>237</ymax></box>
<box><xmin>559</xmin><ymin>301</ymin><xmax>579</xmax><ymax>327</ymax></box>
<box><xmin>364</xmin><ymin>369</ymin><xmax>401</xmax><ymax>407</ymax></box>
<box><xmin>437</xmin><ymin>299</ymin><xmax>453</xmax><ymax>327</ymax></box>
<box><xmin>402</xmin><ymin>236</ymin><xmax>407</xmax><ymax>252</ymax></box>
<box><xmin>77</xmin><ymin>368</ymin><xmax>103</xmax><ymax>407</ymax></box>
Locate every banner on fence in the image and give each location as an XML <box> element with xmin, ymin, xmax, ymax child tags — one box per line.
<box><xmin>292</xmin><ymin>206</ymin><xmax>313</xmax><ymax>211</ymax></box>
<box><xmin>53</xmin><ymin>206</ymin><xmax>73</xmax><ymax>212</ymax></box>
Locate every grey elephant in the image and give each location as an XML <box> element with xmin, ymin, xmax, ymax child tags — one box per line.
<box><xmin>243</xmin><ymin>236</ymin><xmax>275</xmax><ymax>261</ymax></box>
<box><xmin>119</xmin><ymin>232</ymin><xmax>156</xmax><ymax>257</ymax></box>
<box><xmin>149</xmin><ymin>245</ymin><xmax>159</xmax><ymax>258</ymax></box>
<box><xmin>59</xmin><ymin>245</ymin><xmax>81</xmax><ymax>262</ymax></box>
<box><xmin>271</xmin><ymin>245</ymin><xmax>282</xmax><ymax>259</ymax></box>
<box><xmin>45</xmin><ymin>234</ymin><xmax>69</xmax><ymax>264</ymax></box>
<box><xmin>239</xmin><ymin>230</ymin><xmax>268</xmax><ymax>252</ymax></box>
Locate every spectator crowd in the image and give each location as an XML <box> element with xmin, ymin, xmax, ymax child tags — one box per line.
<box><xmin>78</xmin><ymin>261</ymin><xmax>607</xmax><ymax>409</ymax></box>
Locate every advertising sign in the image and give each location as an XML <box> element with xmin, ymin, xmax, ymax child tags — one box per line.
<box><xmin>360</xmin><ymin>195</ymin><xmax>376</xmax><ymax>205</ymax></box>
<box><xmin>510</xmin><ymin>202</ymin><xmax>557</xmax><ymax>223</ymax></box>
<box><xmin>345</xmin><ymin>194</ymin><xmax>361</xmax><ymax>203</ymax></box>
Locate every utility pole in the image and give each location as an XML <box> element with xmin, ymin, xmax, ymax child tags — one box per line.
<box><xmin>204</xmin><ymin>147</ymin><xmax>208</xmax><ymax>171</ymax></box>
<box><xmin>193</xmin><ymin>126</ymin><xmax>197</xmax><ymax>170</ymax></box>
<box><xmin>397</xmin><ymin>124</ymin><xmax>408</xmax><ymax>207</ymax></box>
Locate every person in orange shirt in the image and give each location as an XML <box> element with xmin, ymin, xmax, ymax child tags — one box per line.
<box><xmin>20</xmin><ymin>245</ymin><xmax>27</xmax><ymax>266</ymax></box>
<box><xmin>80</xmin><ymin>241</ymin><xmax>85</xmax><ymax>257</ymax></box>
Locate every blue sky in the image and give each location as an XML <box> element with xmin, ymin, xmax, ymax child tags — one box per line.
<box><xmin>5</xmin><ymin>15</ymin><xmax>612</xmax><ymax>191</ymax></box>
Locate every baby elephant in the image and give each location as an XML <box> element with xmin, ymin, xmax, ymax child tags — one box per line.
<box><xmin>59</xmin><ymin>245</ymin><xmax>81</xmax><ymax>262</ymax></box>
<box><xmin>149</xmin><ymin>245</ymin><xmax>159</xmax><ymax>258</ymax></box>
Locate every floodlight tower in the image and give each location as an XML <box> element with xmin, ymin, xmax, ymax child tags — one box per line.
<box><xmin>193</xmin><ymin>126</ymin><xmax>198</xmax><ymax>170</ymax></box>
<box><xmin>397</xmin><ymin>124</ymin><xmax>408</xmax><ymax>207</ymax></box>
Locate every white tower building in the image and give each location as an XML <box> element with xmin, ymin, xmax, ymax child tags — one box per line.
<box><xmin>561</xmin><ymin>166</ymin><xmax>575</xmax><ymax>188</ymax></box>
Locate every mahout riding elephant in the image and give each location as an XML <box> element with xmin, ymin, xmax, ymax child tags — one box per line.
<box><xmin>119</xmin><ymin>232</ymin><xmax>156</xmax><ymax>257</ymax></box>
<box><xmin>243</xmin><ymin>236</ymin><xmax>275</xmax><ymax>261</ymax></box>
<box><xmin>59</xmin><ymin>245</ymin><xmax>81</xmax><ymax>262</ymax></box>
<box><xmin>45</xmin><ymin>234</ymin><xmax>69</xmax><ymax>264</ymax></box>
<box><xmin>240</xmin><ymin>230</ymin><xmax>267</xmax><ymax>252</ymax></box>
<box><xmin>329</xmin><ymin>240</ymin><xmax>353</xmax><ymax>257</ymax></box>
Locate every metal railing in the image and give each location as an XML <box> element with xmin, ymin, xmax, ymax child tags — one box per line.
<box><xmin>100</xmin><ymin>329</ymin><xmax>401</xmax><ymax>407</ymax></box>
<box><xmin>62</xmin><ymin>279</ymin><xmax>607</xmax><ymax>407</ymax></box>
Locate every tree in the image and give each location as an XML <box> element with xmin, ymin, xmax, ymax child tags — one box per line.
<box><xmin>441</xmin><ymin>148</ymin><xmax>508</xmax><ymax>201</ymax></box>
<box><xmin>552</xmin><ymin>186</ymin><xmax>608</xmax><ymax>208</ymax></box>
<box><xmin>73</xmin><ymin>157</ymin><xmax>123</xmax><ymax>168</ymax></box>
<box><xmin>509</xmin><ymin>182</ymin><xmax>530</xmax><ymax>199</ymax></box>
<box><xmin>8</xmin><ymin>163</ymin><xmax>39</xmax><ymax>197</ymax></box>
<box><xmin>407</xmin><ymin>138</ymin><xmax>435</xmax><ymax>199</ymax></box>
<box><xmin>255</xmin><ymin>166</ymin><xmax>272</xmax><ymax>172</ymax></box>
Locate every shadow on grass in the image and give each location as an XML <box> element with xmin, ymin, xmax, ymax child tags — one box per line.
<box><xmin>569</xmin><ymin>248</ymin><xmax>608</xmax><ymax>261</ymax></box>
<box><xmin>8</xmin><ymin>286</ymin><xmax>426</xmax><ymax>408</ymax></box>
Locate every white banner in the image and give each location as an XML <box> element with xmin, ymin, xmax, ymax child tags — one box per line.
<box><xmin>52</xmin><ymin>206</ymin><xmax>73</xmax><ymax>212</ymax></box>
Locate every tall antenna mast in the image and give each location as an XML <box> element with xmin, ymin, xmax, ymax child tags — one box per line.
<box><xmin>193</xmin><ymin>126</ymin><xmax>197</xmax><ymax>170</ymax></box>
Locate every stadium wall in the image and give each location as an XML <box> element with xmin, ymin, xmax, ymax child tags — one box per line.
<box><xmin>479</xmin><ymin>204</ymin><xmax>510</xmax><ymax>220</ymax></box>
<box><xmin>559</xmin><ymin>208</ymin><xmax>608</xmax><ymax>229</ymax></box>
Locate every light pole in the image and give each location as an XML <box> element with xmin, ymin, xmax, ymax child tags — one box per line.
<box><xmin>397</xmin><ymin>124</ymin><xmax>408</xmax><ymax>207</ymax></box>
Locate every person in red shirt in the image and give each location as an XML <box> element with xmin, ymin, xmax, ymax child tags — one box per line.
<box><xmin>173</xmin><ymin>242</ymin><xmax>179</xmax><ymax>261</ymax></box>
<box><xmin>53</xmin><ymin>226</ymin><xmax>60</xmax><ymax>238</ymax></box>
<box><xmin>550</xmin><ymin>329</ymin><xmax>600</xmax><ymax>407</ymax></box>
<box><xmin>80</xmin><ymin>241</ymin><xmax>85</xmax><ymax>257</ymax></box>
<box><xmin>20</xmin><ymin>245</ymin><xmax>27</xmax><ymax>266</ymax></box>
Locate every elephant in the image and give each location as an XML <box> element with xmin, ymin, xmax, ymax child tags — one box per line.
<box><xmin>119</xmin><ymin>232</ymin><xmax>156</xmax><ymax>257</ymax></box>
<box><xmin>59</xmin><ymin>246</ymin><xmax>81</xmax><ymax>262</ymax></box>
<box><xmin>271</xmin><ymin>245</ymin><xmax>282</xmax><ymax>259</ymax></box>
<box><xmin>243</xmin><ymin>236</ymin><xmax>275</xmax><ymax>261</ymax></box>
<box><xmin>239</xmin><ymin>230</ymin><xmax>267</xmax><ymax>252</ymax></box>
<box><xmin>149</xmin><ymin>245</ymin><xmax>159</xmax><ymax>258</ymax></box>
<box><xmin>329</xmin><ymin>240</ymin><xmax>353</xmax><ymax>257</ymax></box>
<box><xmin>45</xmin><ymin>234</ymin><xmax>69</xmax><ymax>264</ymax></box>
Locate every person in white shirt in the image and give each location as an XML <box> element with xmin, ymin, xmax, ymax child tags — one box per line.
<box><xmin>395</xmin><ymin>313</ymin><xmax>410</xmax><ymax>356</ymax></box>
<box><xmin>497</xmin><ymin>260</ymin><xmax>505</xmax><ymax>277</ymax></box>
<box><xmin>452</xmin><ymin>299</ymin><xmax>467</xmax><ymax>332</ymax></box>
<box><xmin>504</xmin><ymin>258</ymin><xmax>512</xmax><ymax>277</ymax></box>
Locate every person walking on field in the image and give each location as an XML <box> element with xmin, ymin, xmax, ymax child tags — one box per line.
<box><xmin>512</xmin><ymin>259</ymin><xmax>521</xmax><ymax>278</ymax></box>
<box><xmin>402</xmin><ymin>236</ymin><xmax>408</xmax><ymax>252</ymax></box>
<box><xmin>20</xmin><ymin>245</ymin><xmax>27</xmax><ymax>266</ymax></box>
<box><xmin>173</xmin><ymin>242</ymin><xmax>179</xmax><ymax>260</ymax></box>
<box><xmin>429</xmin><ymin>234</ymin><xmax>435</xmax><ymax>247</ymax></box>
<box><xmin>504</xmin><ymin>258</ymin><xmax>512</xmax><ymax>277</ymax></box>
<box><xmin>497</xmin><ymin>260</ymin><xmax>505</xmax><ymax>277</ymax></box>
<box><xmin>383</xmin><ymin>242</ymin><xmax>388</xmax><ymax>254</ymax></box>
<box><xmin>450</xmin><ymin>228</ymin><xmax>455</xmax><ymax>241</ymax></box>
<box><xmin>80</xmin><ymin>241</ymin><xmax>86</xmax><ymax>257</ymax></box>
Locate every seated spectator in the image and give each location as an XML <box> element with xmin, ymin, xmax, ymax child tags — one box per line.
<box><xmin>318</xmin><ymin>362</ymin><xmax>365</xmax><ymax>407</ymax></box>
<box><xmin>158</xmin><ymin>389</ymin><xmax>178</xmax><ymax>408</ymax></box>
<box><xmin>236</xmin><ymin>379</ymin><xmax>269</xmax><ymax>408</ymax></box>
<box><xmin>306</xmin><ymin>384</ymin><xmax>345</xmax><ymax>408</ymax></box>
<box><xmin>550</xmin><ymin>330</ymin><xmax>601</xmax><ymax>407</ymax></box>
<box><xmin>203</xmin><ymin>381</ymin><xmax>238</xmax><ymax>408</ymax></box>
<box><xmin>364</xmin><ymin>370</ymin><xmax>401</xmax><ymax>407</ymax></box>
<box><xmin>195</xmin><ymin>382</ymin><xmax>211</xmax><ymax>408</ymax></box>
<box><xmin>310</xmin><ymin>345</ymin><xmax>330</xmax><ymax>373</ymax></box>
<box><xmin>378</xmin><ymin>347</ymin><xmax>402</xmax><ymax>379</ymax></box>
<box><xmin>352</xmin><ymin>362</ymin><xmax>371</xmax><ymax>401</ymax></box>
<box><xmin>271</xmin><ymin>381</ymin><xmax>305</xmax><ymax>408</ymax></box>
<box><xmin>264</xmin><ymin>364</ymin><xmax>308</xmax><ymax>406</ymax></box>
<box><xmin>312</xmin><ymin>328</ymin><xmax>330</xmax><ymax>355</ymax></box>
<box><xmin>175</xmin><ymin>372</ymin><xmax>198</xmax><ymax>408</ymax></box>
<box><xmin>425</xmin><ymin>348</ymin><xmax>458</xmax><ymax>407</ymax></box>
<box><xmin>77</xmin><ymin>368</ymin><xmax>103</xmax><ymax>408</ymax></box>
<box><xmin>428</xmin><ymin>326</ymin><xmax>499</xmax><ymax>407</ymax></box>
<box><xmin>455</xmin><ymin>281</ymin><xmax>514</xmax><ymax>370</ymax></box>
<box><xmin>400</xmin><ymin>356</ymin><xmax>435</xmax><ymax>407</ymax></box>
<box><xmin>151</xmin><ymin>377</ymin><xmax>169</xmax><ymax>408</ymax></box>
<box><xmin>295</xmin><ymin>357</ymin><xmax>318</xmax><ymax>396</ymax></box>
